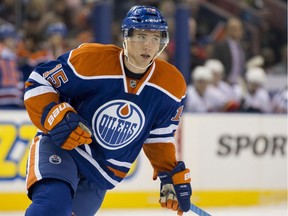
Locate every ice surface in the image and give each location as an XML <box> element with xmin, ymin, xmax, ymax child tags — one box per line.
<box><xmin>1</xmin><ymin>203</ymin><xmax>287</xmax><ymax>216</ymax></box>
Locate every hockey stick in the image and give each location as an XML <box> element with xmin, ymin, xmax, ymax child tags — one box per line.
<box><xmin>190</xmin><ymin>203</ymin><xmax>211</xmax><ymax>216</ymax></box>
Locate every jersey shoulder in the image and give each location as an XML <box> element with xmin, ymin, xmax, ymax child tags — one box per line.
<box><xmin>150</xmin><ymin>59</ymin><xmax>186</xmax><ymax>100</ymax></box>
<box><xmin>69</xmin><ymin>43</ymin><xmax>122</xmax><ymax>76</ymax></box>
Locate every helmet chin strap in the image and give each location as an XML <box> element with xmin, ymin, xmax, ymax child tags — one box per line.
<box><xmin>123</xmin><ymin>39</ymin><xmax>166</xmax><ymax>71</ymax></box>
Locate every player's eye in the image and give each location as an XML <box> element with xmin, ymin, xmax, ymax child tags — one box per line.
<box><xmin>137</xmin><ymin>35</ymin><xmax>146</xmax><ymax>41</ymax></box>
<box><xmin>151</xmin><ymin>37</ymin><xmax>160</xmax><ymax>43</ymax></box>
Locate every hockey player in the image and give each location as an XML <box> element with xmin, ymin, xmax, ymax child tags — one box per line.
<box><xmin>24</xmin><ymin>5</ymin><xmax>192</xmax><ymax>216</ymax></box>
<box><xmin>239</xmin><ymin>67</ymin><xmax>272</xmax><ymax>113</ymax></box>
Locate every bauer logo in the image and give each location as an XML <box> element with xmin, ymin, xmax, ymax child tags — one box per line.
<box><xmin>92</xmin><ymin>100</ymin><xmax>145</xmax><ymax>150</ymax></box>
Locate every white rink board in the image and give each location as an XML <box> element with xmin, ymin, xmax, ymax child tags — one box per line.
<box><xmin>181</xmin><ymin>113</ymin><xmax>287</xmax><ymax>190</ymax></box>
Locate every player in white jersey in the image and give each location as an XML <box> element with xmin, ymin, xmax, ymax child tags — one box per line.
<box><xmin>185</xmin><ymin>66</ymin><xmax>228</xmax><ymax>112</ymax></box>
<box><xmin>24</xmin><ymin>5</ymin><xmax>192</xmax><ymax>216</ymax></box>
<box><xmin>239</xmin><ymin>67</ymin><xmax>272</xmax><ymax>113</ymax></box>
<box><xmin>204</xmin><ymin>59</ymin><xmax>240</xmax><ymax>111</ymax></box>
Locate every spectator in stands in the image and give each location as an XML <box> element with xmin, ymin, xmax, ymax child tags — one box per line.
<box><xmin>238</xmin><ymin>67</ymin><xmax>271</xmax><ymax>113</ymax></box>
<box><xmin>158</xmin><ymin>0</ymin><xmax>176</xmax><ymax>61</ymax></box>
<box><xmin>0</xmin><ymin>0</ymin><xmax>16</xmax><ymax>24</ymax></box>
<box><xmin>271</xmin><ymin>86</ymin><xmax>287</xmax><ymax>114</ymax></box>
<box><xmin>185</xmin><ymin>66</ymin><xmax>228</xmax><ymax>112</ymax></box>
<box><xmin>22</xmin><ymin>10</ymin><xmax>44</xmax><ymax>40</ymax></box>
<box><xmin>0</xmin><ymin>23</ymin><xmax>24</xmax><ymax>108</ymax></box>
<box><xmin>211</xmin><ymin>17</ymin><xmax>246</xmax><ymax>85</ymax></box>
<box><xmin>44</xmin><ymin>0</ymin><xmax>78</xmax><ymax>31</ymax></box>
<box><xmin>17</xmin><ymin>33</ymin><xmax>53</xmax><ymax>82</ymax></box>
<box><xmin>45</xmin><ymin>22</ymin><xmax>68</xmax><ymax>58</ymax></box>
<box><xmin>189</xmin><ymin>17</ymin><xmax>209</xmax><ymax>72</ymax></box>
<box><xmin>204</xmin><ymin>59</ymin><xmax>240</xmax><ymax>111</ymax></box>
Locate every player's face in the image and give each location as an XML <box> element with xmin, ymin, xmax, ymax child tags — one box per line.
<box><xmin>126</xmin><ymin>29</ymin><xmax>161</xmax><ymax>68</ymax></box>
<box><xmin>212</xmin><ymin>73</ymin><xmax>222</xmax><ymax>84</ymax></box>
<box><xmin>247</xmin><ymin>82</ymin><xmax>261</xmax><ymax>94</ymax></box>
<box><xmin>195</xmin><ymin>79</ymin><xmax>210</xmax><ymax>95</ymax></box>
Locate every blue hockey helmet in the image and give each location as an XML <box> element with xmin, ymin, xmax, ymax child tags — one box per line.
<box><xmin>122</xmin><ymin>6</ymin><xmax>169</xmax><ymax>44</ymax></box>
<box><xmin>122</xmin><ymin>5</ymin><xmax>169</xmax><ymax>42</ymax></box>
<box><xmin>122</xmin><ymin>5</ymin><xmax>168</xmax><ymax>32</ymax></box>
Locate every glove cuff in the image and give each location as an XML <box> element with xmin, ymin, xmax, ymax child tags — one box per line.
<box><xmin>42</xmin><ymin>102</ymin><xmax>76</xmax><ymax>131</ymax></box>
<box><xmin>172</xmin><ymin>168</ymin><xmax>191</xmax><ymax>185</ymax></box>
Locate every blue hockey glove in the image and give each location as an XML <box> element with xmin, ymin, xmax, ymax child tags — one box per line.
<box><xmin>41</xmin><ymin>102</ymin><xmax>92</xmax><ymax>150</ymax></box>
<box><xmin>158</xmin><ymin>161</ymin><xmax>192</xmax><ymax>215</ymax></box>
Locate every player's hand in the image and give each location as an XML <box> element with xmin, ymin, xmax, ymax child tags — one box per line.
<box><xmin>42</xmin><ymin>102</ymin><xmax>93</xmax><ymax>150</ymax></box>
<box><xmin>158</xmin><ymin>161</ymin><xmax>192</xmax><ymax>215</ymax></box>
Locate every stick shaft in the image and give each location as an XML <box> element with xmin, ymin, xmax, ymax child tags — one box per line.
<box><xmin>190</xmin><ymin>203</ymin><xmax>212</xmax><ymax>216</ymax></box>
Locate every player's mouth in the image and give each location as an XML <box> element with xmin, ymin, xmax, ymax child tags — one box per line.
<box><xmin>141</xmin><ymin>54</ymin><xmax>151</xmax><ymax>60</ymax></box>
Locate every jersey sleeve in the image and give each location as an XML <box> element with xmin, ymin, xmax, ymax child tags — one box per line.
<box><xmin>24</xmin><ymin>47</ymin><xmax>93</xmax><ymax>132</ymax></box>
<box><xmin>143</xmin><ymin>142</ymin><xmax>177</xmax><ymax>180</ymax></box>
<box><xmin>143</xmin><ymin>72</ymin><xmax>186</xmax><ymax>178</ymax></box>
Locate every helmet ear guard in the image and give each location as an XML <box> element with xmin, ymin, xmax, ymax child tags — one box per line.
<box><xmin>122</xmin><ymin>39</ymin><xmax>128</xmax><ymax>58</ymax></box>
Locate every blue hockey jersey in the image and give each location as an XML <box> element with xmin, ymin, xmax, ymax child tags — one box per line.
<box><xmin>24</xmin><ymin>43</ymin><xmax>186</xmax><ymax>190</ymax></box>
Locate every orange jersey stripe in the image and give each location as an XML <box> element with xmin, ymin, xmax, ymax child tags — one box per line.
<box><xmin>24</xmin><ymin>92</ymin><xmax>59</xmax><ymax>132</ymax></box>
<box><xmin>26</xmin><ymin>136</ymin><xmax>40</xmax><ymax>189</ymax></box>
<box><xmin>107</xmin><ymin>166</ymin><xmax>128</xmax><ymax>179</ymax></box>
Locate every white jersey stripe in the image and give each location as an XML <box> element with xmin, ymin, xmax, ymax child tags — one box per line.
<box><xmin>34</xmin><ymin>138</ymin><xmax>42</xmax><ymax>181</ymax></box>
<box><xmin>84</xmin><ymin>144</ymin><xmax>92</xmax><ymax>156</ymax></box>
<box><xmin>29</xmin><ymin>71</ymin><xmax>52</xmax><ymax>86</ymax></box>
<box><xmin>24</xmin><ymin>86</ymin><xmax>57</xmax><ymax>101</ymax></box>
<box><xmin>135</xmin><ymin>63</ymin><xmax>155</xmax><ymax>95</ymax></box>
<box><xmin>107</xmin><ymin>159</ymin><xmax>132</xmax><ymax>168</ymax></box>
<box><xmin>150</xmin><ymin>124</ymin><xmax>178</xmax><ymax>135</ymax></box>
<box><xmin>75</xmin><ymin>147</ymin><xmax>119</xmax><ymax>186</ymax></box>
<box><xmin>119</xmin><ymin>51</ymin><xmax>128</xmax><ymax>93</ymax></box>
<box><xmin>25</xmin><ymin>143</ymin><xmax>32</xmax><ymax>188</ymax></box>
<box><xmin>146</xmin><ymin>82</ymin><xmax>182</xmax><ymax>102</ymax></box>
<box><xmin>144</xmin><ymin>137</ymin><xmax>175</xmax><ymax>144</ymax></box>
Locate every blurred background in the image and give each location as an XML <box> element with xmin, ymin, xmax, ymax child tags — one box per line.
<box><xmin>0</xmin><ymin>0</ymin><xmax>287</xmax><ymax>215</ymax></box>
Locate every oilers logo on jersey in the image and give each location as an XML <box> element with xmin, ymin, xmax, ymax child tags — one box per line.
<box><xmin>92</xmin><ymin>100</ymin><xmax>145</xmax><ymax>150</ymax></box>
